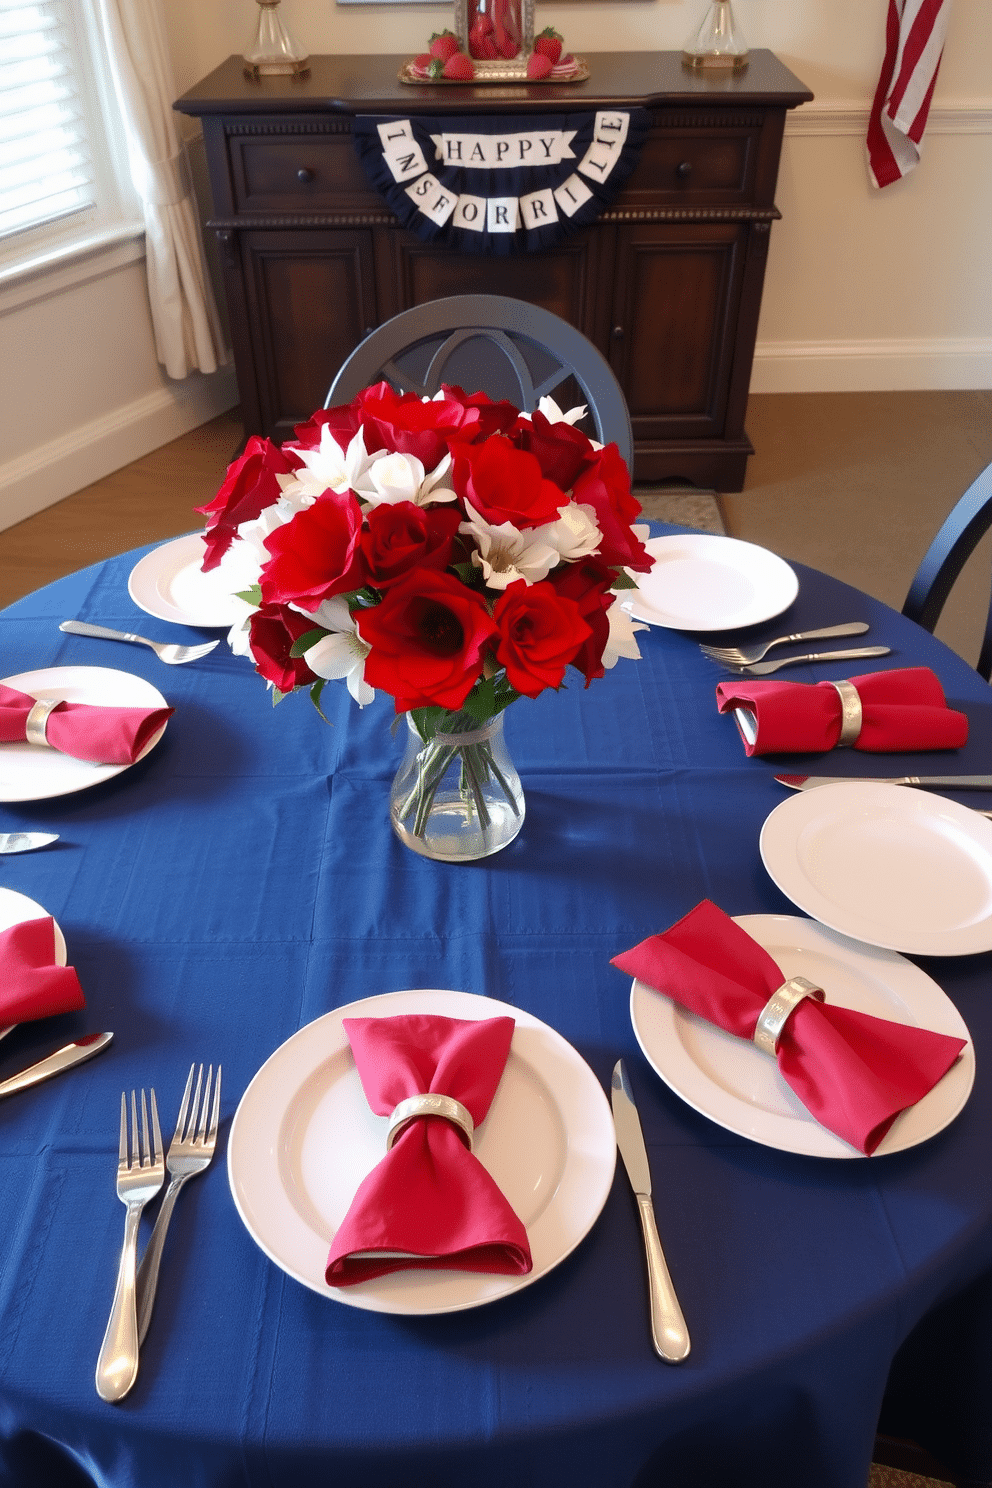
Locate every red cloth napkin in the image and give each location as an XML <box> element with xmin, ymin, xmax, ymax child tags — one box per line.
<box><xmin>612</xmin><ymin>900</ymin><xmax>966</xmax><ymax>1154</ymax></box>
<box><xmin>715</xmin><ymin>667</ymin><xmax>968</xmax><ymax>756</ymax></box>
<box><xmin>0</xmin><ymin>683</ymin><xmax>173</xmax><ymax>765</ymax></box>
<box><xmin>326</xmin><ymin>1013</ymin><xmax>533</xmax><ymax>1285</ymax></box>
<box><xmin>0</xmin><ymin>918</ymin><xmax>85</xmax><ymax>1024</ymax></box>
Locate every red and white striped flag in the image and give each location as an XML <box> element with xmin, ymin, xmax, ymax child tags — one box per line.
<box><xmin>867</xmin><ymin>0</ymin><xmax>953</xmax><ymax>188</ymax></box>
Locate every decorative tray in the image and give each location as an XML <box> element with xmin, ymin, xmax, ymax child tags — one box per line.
<box><xmin>399</xmin><ymin>57</ymin><xmax>589</xmax><ymax>86</ymax></box>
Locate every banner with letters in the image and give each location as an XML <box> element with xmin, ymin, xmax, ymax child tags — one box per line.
<box><xmin>353</xmin><ymin>108</ymin><xmax>650</xmax><ymax>255</ymax></box>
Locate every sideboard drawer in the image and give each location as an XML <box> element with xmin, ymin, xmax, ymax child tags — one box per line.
<box><xmin>621</xmin><ymin>126</ymin><xmax>759</xmax><ymax>205</ymax></box>
<box><xmin>229</xmin><ymin>131</ymin><xmax>380</xmax><ymax>213</ymax></box>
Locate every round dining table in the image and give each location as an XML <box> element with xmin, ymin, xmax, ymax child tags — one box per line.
<box><xmin>0</xmin><ymin>530</ymin><xmax>990</xmax><ymax>1488</ymax></box>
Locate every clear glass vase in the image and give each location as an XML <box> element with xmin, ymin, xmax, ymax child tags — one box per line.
<box><xmin>682</xmin><ymin>1</ymin><xmax>749</xmax><ymax>71</ymax></box>
<box><xmin>467</xmin><ymin>0</ymin><xmax>523</xmax><ymax>61</ymax></box>
<box><xmin>243</xmin><ymin>1</ymin><xmax>309</xmax><ymax>80</ymax></box>
<box><xmin>390</xmin><ymin>709</ymin><xmax>524</xmax><ymax>863</ymax></box>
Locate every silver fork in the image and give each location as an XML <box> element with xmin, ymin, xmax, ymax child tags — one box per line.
<box><xmin>135</xmin><ymin>1064</ymin><xmax>221</xmax><ymax>1346</ymax></box>
<box><xmin>699</xmin><ymin>622</ymin><xmax>869</xmax><ymax>665</ymax></box>
<box><xmin>95</xmin><ymin>1090</ymin><xmax>164</xmax><ymax>1402</ymax></box>
<box><xmin>60</xmin><ymin>619</ymin><xmax>219</xmax><ymax>665</ymax></box>
<box><xmin>719</xmin><ymin>645</ymin><xmax>891</xmax><ymax>677</ymax></box>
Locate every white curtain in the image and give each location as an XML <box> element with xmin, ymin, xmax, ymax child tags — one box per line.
<box><xmin>96</xmin><ymin>0</ymin><xmax>228</xmax><ymax>378</ymax></box>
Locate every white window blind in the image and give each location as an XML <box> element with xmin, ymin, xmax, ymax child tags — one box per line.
<box><xmin>0</xmin><ymin>0</ymin><xmax>140</xmax><ymax>282</ymax></box>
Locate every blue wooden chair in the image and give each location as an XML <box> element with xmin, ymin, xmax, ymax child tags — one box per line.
<box><xmin>325</xmin><ymin>294</ymin><xmax>634</xmax><ymax>471</ymax></box>
<box><xmin>901</xmin><ymin>460</ymin><xmax>992</xmax><ymax>679</ymax></box>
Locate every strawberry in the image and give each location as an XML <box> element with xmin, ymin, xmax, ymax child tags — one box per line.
<box><xmin>525</xmin><ymin>52</ymin><xmax>553</xmax><ymax>80</ymax></box>
<box><xmin>413</xmin><ymin>52</ymin><xmax>433</xmax><ymax>70</ymax></box>
<box><xmin>469</xmin><ymin>25</ymin><xmax>499</xmax><ymax>59</ymax></box>
<box><xmin>428</xmin><ymin>29</ymin><xmax>460</xmax><ymax>61</ymax></box>
<box><xmin>442</xmin><ymin>51</ymin><xmax>476</xmax><ymax>81</ymax></box>
<box><xmin>534</xmin><ymin>26</ymin><xmax>564</xmax><ymax>65</ymax></box>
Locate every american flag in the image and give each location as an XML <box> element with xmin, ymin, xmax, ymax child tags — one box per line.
<box><xmin>867</xmin><ymin>0</ymin><xmax>953</xmax><ymax>188</ymax></box>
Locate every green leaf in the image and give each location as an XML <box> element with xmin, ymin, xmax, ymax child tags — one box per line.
<box><xmin>309</xmin><ymin>679</ymin><xmax>332</xmax><ymax>723</ymax></box>
<box><xmin>271</xmin><ymin>686</ymin><xmax>290</xmax><ymax>706</ymax></box>
<box><xmin>235</xmin><ymin>584</ymin><xmax>262</xmax><ymax>605</ymax></box>
<box><xmin>289</xmin><ymin>627</ymin><xmax>327</xmax><ymax>658</ymax></box>
<box><xmin>461</xmin><ymin>677</ymin><xmax>496</xmax><ymax>722</ymax></box>
<box><xmin>611</xmin><ymin>570</ymin><xmax>638</xmax><ymax>591</ymax></box>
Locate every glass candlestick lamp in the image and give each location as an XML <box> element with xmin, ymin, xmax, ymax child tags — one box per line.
<box><xmin>244</xmin><ymin>0</ymin><xmax>309</xmax><ymax>80</ymax></box>
<box><xmin>682</xmin><ymin>0</ymin><xmax>749</xmax><ymax>71</ymax></box>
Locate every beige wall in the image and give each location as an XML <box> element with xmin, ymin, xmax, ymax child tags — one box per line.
<box><xmin>1</xmin><ymin>0</ymin><xmax>989</xmax><ymax>532</ymax></box>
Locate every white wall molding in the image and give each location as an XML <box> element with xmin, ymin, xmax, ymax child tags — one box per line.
<box><xmin>785</xmin><ymin>99</ymin><xmax>992</xmax><ymax>137</ymax></box>
<box><xmin>0</xmin><ymin>369</ymin><xmax>239</xmax><ymax>535</ymax></box>
<box><xmin>751</xmin><ymin>336</ymin><xmax>992</xmax><ymax>394</ymax></box>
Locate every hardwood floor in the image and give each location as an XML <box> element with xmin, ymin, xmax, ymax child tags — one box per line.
<box><xmin>0</xmin><ymin>407</ymin><xmax>243</xmax><ymax>610</ymax></box>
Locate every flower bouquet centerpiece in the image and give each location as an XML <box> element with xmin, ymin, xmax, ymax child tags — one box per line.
<box><xmin>196</xmin><ymin>383</ymin><xmax>652</xmax><ymax>862</ymax></box>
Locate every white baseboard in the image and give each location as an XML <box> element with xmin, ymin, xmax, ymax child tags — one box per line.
<box><xmin>0</xmin><ymin>368</ymin><xmax>239</xmax><ymax>535</ymax></box>
<box><xmin>750</xmin><ymin>337</ymin><xmax>992</xmax><ymax>394</ymax></box>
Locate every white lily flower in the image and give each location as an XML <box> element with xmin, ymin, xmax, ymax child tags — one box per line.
<box><xmin>541</xmin><ymin>502</ymin><xmax>602</xmax><ymax>562</ymax></box>
<box><xmin>302</xmin><ymin>596</ymin><xmax>374</xmax><ymax>706</ymax></box>
<box><xmin>226</xmin><ymin>604</ymin><xmax>255</xmax><ymax>659</ymax></box>
<box><xmin>418</xmin><ymin>451</ymin><xmax>458</xmax><ymax>504</ymax></box>
<box><xmin>359</xmin><ymin>449</ymin><xmax>427</xmax><ymax>507</ymax></box>
<box><xmin>459</xmin><ymin>503</ymin><xmax>560</xmax><ymax>589</ymax></box>
<box><xmin>537</xmin><ymin>396</ymin><xmax>588</xmax><ymax>426</ymax></box>
<box><xmin>279</xmin><ymin>424</ymin><xmax>377</xmax><ymax>505</ymax></box>
<box><xmin>602</xmin><ymin>601</ymin><xmax>648</xmax><ymax>669</ymax></box>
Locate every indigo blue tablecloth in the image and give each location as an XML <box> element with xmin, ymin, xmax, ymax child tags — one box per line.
<box><xmin>1</xmin><ymin>538</ymin><xmax>990</xmax><ymax>1488</ymax></box>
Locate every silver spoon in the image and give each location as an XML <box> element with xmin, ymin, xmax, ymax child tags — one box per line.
<box><xmin>59</xmin><ymin>620</ymin><xmax>219</xmax><ymax>665</ymax></box>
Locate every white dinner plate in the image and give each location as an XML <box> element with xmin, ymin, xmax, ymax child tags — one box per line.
<box><xmin>0</xmin><ymin>887</ymin><xmax>67</xmax><ymax>964</ymax></box>
<box><xmin>0</xmin><ymin>886</ymin><xmax>68</xmax><ymax>1039</ymax></box>
<box><xmin>760</xmin><ymin>782</ymin><xmax>992</xmax><ymax>956</ymax></box>
<box><xmin>630</xmin><ymin>914</ymin><xmax>974</xmax><ymax>1158</ymax></box>
<box><xmin>0</xmin><ymin>667</ymin><xmax>169</xmax><ymax>803</ymax></box>
<box><xmin>227</xmin><ymin>989</ymin><xmax>616</xmax><ymax>1314</ymax></box>
<box><xmin>624</xmin><ymin>533</ymin><xmax>799</xmax><ymax>631</ymax></box>
<box><xmin>128</xmin><ymin>533</ymin><xmax>246</xmax><ymax>628</ymax></box>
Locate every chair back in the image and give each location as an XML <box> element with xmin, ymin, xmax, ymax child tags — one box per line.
<box><xmin>325</xmin><ymin>295</ymin><xmax>634</xmax><ymax>471</ymax></box>
<box><xmin>902</xmin><ymin>459</ymin><xmax>992</xmax><ymax>679</ymax></box>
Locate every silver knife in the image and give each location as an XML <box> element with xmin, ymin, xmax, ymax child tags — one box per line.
<box><xmin>0</xmin><ymin>832</ymin><xmax>59</xmax><ymax>854</ymax></box>
<box><xmin>0</xmin><ymin>1031</ymin><xmax>112</xmax><ymax>1099</ymax></box>
<box><xmin>776</xmin><ymin>773</ymin><xmax>992</xmax><ymax>792</ymax></box>
<box><xmin>611</xmin><ymin>1060</ymin><xmax>690</xmax><ymax>1364</ymax></box>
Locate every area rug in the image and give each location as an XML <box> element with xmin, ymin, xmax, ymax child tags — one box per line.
<box><xmin>633</xmin><ymin>485</ymin><xmax>726</xmax><ymax>535</ymax></box>
<box><xmin>869</xmin><ymin>1467</ymin><xmax>952</xmax><ymax>1488</ymax></box>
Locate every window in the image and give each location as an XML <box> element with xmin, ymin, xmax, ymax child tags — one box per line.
<box><xmin>0</xmin><ymin>0</ymin><xmax>141</xmax><ymax>284</ymax></box>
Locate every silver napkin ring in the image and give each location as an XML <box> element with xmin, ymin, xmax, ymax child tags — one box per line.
<box><xmin>24</xmin><ymin>698</ymin><xmax>60</xmax><ymax>748</ymax></box>
<box><xmin>829</xmin><ymin>679</ymin><xmax>863</xmax><ymax>747</ymax></box>
<box><xmin>386</xmin><ymin>1093</ymin><xmax>475</xmax><ymax>1152</ymax></box>
<box><xmin>753</xmin><ymin>976</ymin><xmax>825</xmax><ymax>1056</ymax></box>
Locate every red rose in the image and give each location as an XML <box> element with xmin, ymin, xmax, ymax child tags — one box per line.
<box><xmin>548</xmin><ymin>557</ymin><xmax>616</xmax><ymax>685</ymax></box>
<box><xmin>357</xmin><ymin>569</ymin><xmax>498</xmax><ymax>712</ymax></box>
<box><xmin>260</xmin><ymin>491</ymin><xmax>366</xmax><ymax>611</ymax></box>
<box><xmin>438</xmin><ymin>385</ymin><xmax>520</xmax><ymax>441</ymax></box>
<box><xmin>357</xmin><ymin>385</ymin><xmax>481</xmax><ymax>470</ymax></box>
<box><xmin>493</xmin><ymin>581</ymin><xmax>592</xmax><ymax>698</ymax></box>
<box><xmin>571</xmin><ymin>445</ymin><xmax>651</xmax><ymax>572</ymax></box>
<box><xmin>248</xmin><ymin>603</ymin><xmax>319</xmax><ymax>693</ymax></box>
<box><xmin>196</xmin><ymin>437</ymin><xmax>298</xmax><ymax>571</ymax></box>
<box><xmin>360</xmin><ymin>502</ymin><xmax>463</xmax><ymax>591</ymax></box>
<box><xmin>510</xmin><ymin>409</ymin><xmax>594</xmax><ymax>492</ymax></box>
<box><xmin>451</xmin><ymin>436</ymin><xmax>566</xmax><ymax>530</ymax></box>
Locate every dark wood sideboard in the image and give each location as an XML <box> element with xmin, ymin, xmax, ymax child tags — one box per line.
<box><xmin>175</xmin><ymin>52</ymin><xmax>811</xmax><ymax>490</ymax></box>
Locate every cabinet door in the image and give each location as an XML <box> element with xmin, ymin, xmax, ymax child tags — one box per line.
<box><xmin>239</xmin><ymin>230</ymin><xmax>378</xmax><ymax>441</ymax></box>
<box><xmin>609</xmin><ymin>221</ymin><xmax>748</xmax><ymax>444</ymax></box>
